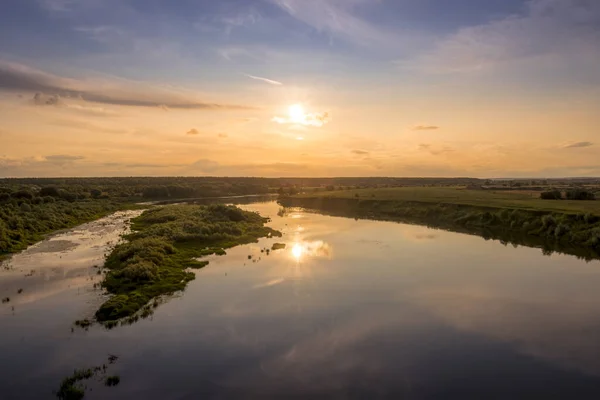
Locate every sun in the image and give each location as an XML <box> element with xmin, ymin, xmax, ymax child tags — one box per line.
<box><xmin>289</xmin><ymin>104</ymin><xmax>305</xmax><ymax>123</ymax></box>
<box><xmin>292</xmin><ymin>243</ymin><xmax>304</xmax><ymax>260</ymax></box>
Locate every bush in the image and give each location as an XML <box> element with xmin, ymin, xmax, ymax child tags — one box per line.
<box><xmin>566</xmin><ymin>189</ymin><xmax>595</xmax><ymax>201</ymax></box>
<box><xmin>540</xmin><ymin>190</ymin><xmax>562</xmax><ymax>200</ymax></box>
<box><xmin>541</xmin><ymin>214</ymin><xmax>556</xmax><ymax>229</ymax></box>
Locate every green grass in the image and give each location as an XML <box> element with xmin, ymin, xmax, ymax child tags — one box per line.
<box><xmin>95</xmin><ymin>204</ymin><xmax>281</xmax><ymax>322</ymax></box>
<box><xmin>293</xmin><ymin>187</ymin><xmax>600</xmax><ymax>215</ymax></box>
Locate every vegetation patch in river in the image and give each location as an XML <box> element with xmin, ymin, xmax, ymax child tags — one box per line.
<box><xmin>95</xmin><ymin>204</ymin><xmax>281</xmax><ymax>323</ymax></box>
<box><xmin>55</xmin><ymin>355</ymin><xmax>120</xmax><ymax>400</ymax></box>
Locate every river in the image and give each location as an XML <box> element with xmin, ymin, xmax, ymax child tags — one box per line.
<box><xmin>2</xmin><ymin>201</ymin><xmax>600</xmax><ymax>399</ymax></box>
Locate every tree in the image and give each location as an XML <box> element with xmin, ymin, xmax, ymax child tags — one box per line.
<box><xmin>540</xmin><ymin>190</ymin><xmax>562</xmax><ymax>200</ymax></box>
<box><xmin>566</xmin><ymin>189</ymin><xmax>595</xmax><ymax>201</ymax></box>
<box><xmin>40</xmin><ymin>186</ymin><xmax>60</xmax><ymax>197</ymax></box>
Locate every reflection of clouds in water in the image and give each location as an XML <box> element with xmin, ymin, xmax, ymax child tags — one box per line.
<box><xmin>253</xmin><ymin>278</ymin><xmax>285</xmax><ymax>289</ymax></box>
<box><xmin>413</xmin><ymin>233</ymin><xmax>438</xmax><ymax>240</ymax></box>
<box><xmin>410</xmin><ymin>287</ymin><xmax>600</xmax><ymax>377</ymax></box>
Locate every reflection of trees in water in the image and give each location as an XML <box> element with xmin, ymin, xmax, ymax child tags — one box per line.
<box><xmin>279</xmin><ymin>198</ymin><xmax>600</xmax><ymax>262</ymax></box>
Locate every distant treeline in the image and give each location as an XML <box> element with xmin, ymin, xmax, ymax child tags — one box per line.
<box><xmin>0</xmin><ymin>177</ymin><xmax>489</xmax><ymax>201</ymax></box>
<box><xmin>541</xmin><ymin>189</ymin><xmax>596</xmax><ymax>201</ymax></box>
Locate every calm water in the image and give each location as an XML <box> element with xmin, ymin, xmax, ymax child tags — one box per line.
<box><xmin>3</xmin><ymin>201</ymin><xmax>600</xmax><ymax>399</ymax></box>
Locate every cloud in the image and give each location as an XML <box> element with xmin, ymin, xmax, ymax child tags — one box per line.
<box><xmin>33</xmin><ymin>92</ymin><xmax>63</xmax><ymax>106</ymax></box>
<box><xmin>351</xmin><ymin>149</ymin><xmax>369</xmax><ymax>156</ymax></box>
<box><xmin>272</xmin><ymin>111</ymin><xmax>331</xmax><ymax>127</ymax></box>
<box><xmin>186</xmin><ymin>128</ymin><xmax>200</xmax><ymax>135</ymax></box>
<box><xmin>0</xmin><ymin>61</ymin><xmax>255</xmax><ymax>110</ymax></box>
<box><xmin>222</xmin><ymin>12</ymin><xmax>260</xmax><ymax>34</ymax></box>
<box><xmin>245</xmin><ymin>74</ymin><xmax>283</xmax><ymax>86</ymax></box>
<box><xmin>44</xmin><ymin>155</ymin><xmax>85</xmax><ymax>166</ymax></box>
<box><xmin>268</xmin><ymin>0</ymin><xmax>392</xmax><ymax>45</ymax></box>
<box><xmin>49</xmin><ymin>118</ymin><xmax>127</xmax><ymax>134</ymax></box>
<box><xmin>218</xmin><ymin>133</ymin><xmax>228</xmax><ymax>138</ymax></box>
<box><xmin>219</xmin><ymin>47</ymin><xmax>260</xmax><ymax>61</ymax></box>
<box><xmin>412</xmin><ymin>125</ymin><xmax>440</xmax><ymax>131</ymax></box>
<box><xmin>125</xmin><ymin>163</ymin><xmax>186</xmax><ymax>168</ymax></box>
<box><xmin>418</xmin><ymin>144</ymin><xmax>454</xmax><ymax>156</ymax></box>
<box><xmin>563</xmin><ymin>141</ymin><xmax>594</xmax><ymax>149</ymax></box>
<box><xmin>40</xmin><ymin>0</ymin><xmax>77</xmax><ymax>12</ymax></box>
<box><xmin>191</xmin><ymin>159</ymin><xmax>221</xmax><ymax>173</ymax></box>
<box><xmin>410</xmin><ymin>0</ymin><xmax>600</xmax><ymax>73</ymax></box>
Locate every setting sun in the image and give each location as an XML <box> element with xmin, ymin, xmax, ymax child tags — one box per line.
<box><xmin>289</xmin><ymin>104</ymin><xmax>305</xmax><ymax>123</ymax></box>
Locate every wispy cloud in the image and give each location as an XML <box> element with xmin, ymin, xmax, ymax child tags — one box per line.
<box><xmin>0</xmin><ymin>61</ymin><xmax>255</xmax><ymax>110</ymax></box>
<box><xmin>563</xmin><ymin>141</ymin><xmax>594</xmax><ymax>149</ymax></box>
<box><xmin>409</xmin><ymin>0</ymin><xmax>600</xmax><ymax>73</ymax></box>
<box><xmin>186</xmin><ymin>128</ymin><xmax>200</xmax><ymax>135</ymax></box>
<box><xmin>412</xmin><ymin>125</ymin><xmax>440</xmax><ymax>131</ymax></box>
<box><xmin>245</xmin><ymin>74</ymin><xmax>283</xmax><ymax>86</ymax></box>
<box><xmin>418</xmin><ymin>144</ymin><xmax>454</xmax><ymax>156</ymax></box>
<box><xmin>39</xmin><ymin>0</ymin><xmax>77</xmax><ymax>12</ymax></box>
<box><xmin>44</xmin><ymin>154</ymin><xmax>85</xmax><ymax>165</ymax></box>
<box><xmin>351</xmin><ymin>149</ymin><xmax>369</xmax><ymax>156</ymax></box>
<box><xmin>268</xmin><ymin>0</ymin><xmax>393</xmax><ymax>45</ymax></box>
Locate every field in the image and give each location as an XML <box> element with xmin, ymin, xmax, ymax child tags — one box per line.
<box><xmin>293</xmin><ymin>187</ymin><xmax>600</xmax><ymax>215</ymax></box>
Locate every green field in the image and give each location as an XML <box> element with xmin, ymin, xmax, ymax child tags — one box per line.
<box><xmin>294</xmin><ymin>187</ymin><xmax>600</xmax><ymax>215</ymax></box>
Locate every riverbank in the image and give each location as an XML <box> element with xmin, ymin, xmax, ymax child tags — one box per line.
<box><xmin>0</xmin><ymin>198</ymin><xmax>144</xmax><ymax>260</ymax></box>
<box><xmin>95</xmin><ymin>204</ymin><xmax>281</xmax><ymax>323</ymax></box>
<box><xmin>280</xmin><ymin>188</ymin><xmax>600</xmax><ymax>260</ymax></box>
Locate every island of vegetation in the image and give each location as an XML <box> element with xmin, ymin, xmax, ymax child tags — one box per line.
<box><xmin>280</xmin><ymin>186</ymin><xmax>600</xmax><ymax>260</ymax></box>
<box><xmin>95</xmin><ymin>204</ymin><xmax>281</xmax><ymax>323</ymax></box>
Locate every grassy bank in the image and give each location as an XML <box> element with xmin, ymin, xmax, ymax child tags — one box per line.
<box><xmin>281</xmin><ymin>187</ymin><xmax>600</xmax><ymax>260</ymax></box>
<box><xmin>96</xmin><ymin>204</ymin><xmax>280</xmax><ymax>322</ymax></box>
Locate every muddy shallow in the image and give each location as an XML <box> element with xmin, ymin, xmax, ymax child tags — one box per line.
<box><xmin>3</xmin><ymin>202</ymin><xmax>600</xmax><ymax>399</ymax></box>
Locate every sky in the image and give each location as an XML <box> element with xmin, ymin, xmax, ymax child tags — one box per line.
<box><xmin>0</xmin><ymin>0</ymin><xmax>599</xmax><ymax>178</ymax></box>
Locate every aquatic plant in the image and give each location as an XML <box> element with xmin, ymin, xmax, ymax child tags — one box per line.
<box><xmin>55</xmin><ymin>355</ymin><xmax>120</xmax><ymax>399</ymax></box>
<box><xmin>104</xmin><ymin>376</ymin><xmax>120</xmax><ymax>387</ymax></box>
<box><xmin>74</xmin><ymin>319</ymin><xmax>92</xmax><ymax>329</ymax></box>
<box><xmin>56</xmin><ymin>368</ymin><xmax>93</xmax><ymax>400</ymax></box>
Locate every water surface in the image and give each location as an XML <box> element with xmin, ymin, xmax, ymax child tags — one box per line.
<box><xmin>2</xmin><ymin>201</ymin><xmax>600</xmax><ymax>399</ymax></box>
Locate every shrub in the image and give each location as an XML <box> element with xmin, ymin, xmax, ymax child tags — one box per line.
<box><xmin>566</xmin><ymin>189</ymin><xmax>595</xmax><ymax>201</ymax></box>
<box><xmin>540</xmin><ymin>190</ymin><xmax>562</xmax><ymax>200</ymax></box>
<box><xmin>541</xmin><ymin>214</ymin><xmax>556</xmax><ymax>229</ymax></box>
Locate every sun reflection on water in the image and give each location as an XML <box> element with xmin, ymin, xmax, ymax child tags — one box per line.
<box><xmin>289</xmin><ymin>241</ymin><xmax>332</xmax><ymax>263</ymax></box>
<box><xmin>292</xmin><ymin>243</ymin><xmax>304</xmax><ymax>260</ymax></box>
